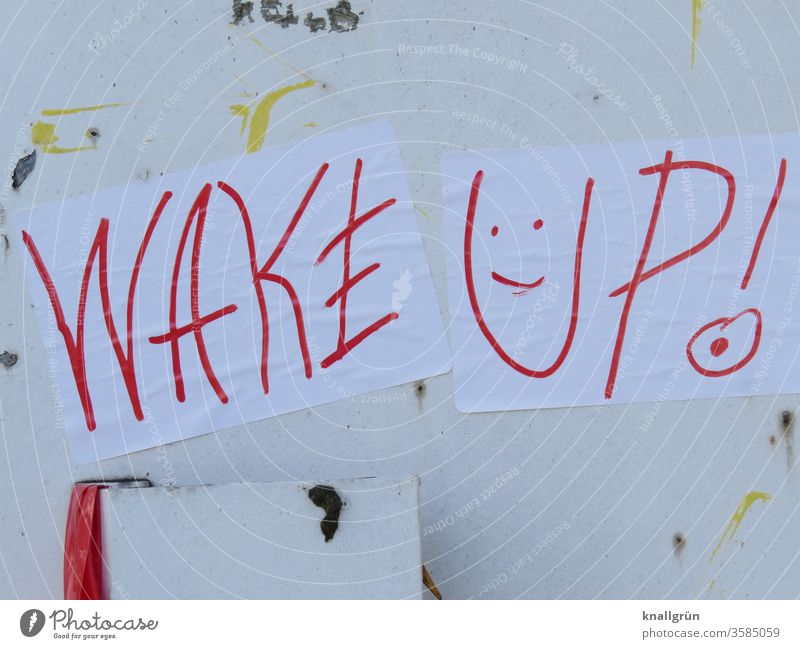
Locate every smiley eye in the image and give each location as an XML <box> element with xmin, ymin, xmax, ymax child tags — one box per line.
<box><xmin>533</xmin><ymin>218</ymin><xmax>544</xmax><ymax>230</ymax></box>
<box><xmin>490</xmin><ymin>225</ymin><xmax>499</xmax><ymax>237</ymax></box>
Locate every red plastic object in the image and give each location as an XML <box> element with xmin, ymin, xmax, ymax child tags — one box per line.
<box><xmin>63</xmin><ymin>484</ymin><xmax>106</xmax><ymax>599</ymax></box>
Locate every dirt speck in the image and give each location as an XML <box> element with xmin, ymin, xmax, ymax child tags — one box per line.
<box><xmin>0</xmin><ymin>351</ymin><xmax>18</xmax><ymax>368</ymax></box>
<box><xmin>780</xmin><ymin>409</ymin><xmax>795</xmax><ymax>471</ymax></box>
<box><xmin>308</xmin><ymin>484</ymin><xmax>343</xmax><ymax>542</ymax></box>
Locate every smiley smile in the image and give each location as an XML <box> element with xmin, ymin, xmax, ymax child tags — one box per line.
<box><xmin>491</xmin><ymin>271</ymin><xmax>545</xmax><ymax>296</ymax></box>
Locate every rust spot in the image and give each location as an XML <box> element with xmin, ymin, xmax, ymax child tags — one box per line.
<box><xmin>780</xmin><ymin>409</ymin><xmax>795</xmax><ymax>471</ymax></box>
<box><xmin>673</xmin><ymin>532</ymin><xmax>685</xmax><ymax>556</ymax></box>
<box><xmin>769</xmin><ymin>435</ymin><xmax>777</xmax><ymax>446</ymax></box>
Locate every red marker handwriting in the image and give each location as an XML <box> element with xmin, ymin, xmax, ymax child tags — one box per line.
<box><xmin>148</xmin><ymin>184</ymin><xmax>238</xmax><ymax>404</ymax></box>
<box><xmin>315</xmin><ymin>158</ymin><xmax>398</xmax><ymax>368</ymax></box>
<box><xmin>605</xmin><ymin>151</ymin><xmax>736</xmax><ymax>398</ymax></box>
<box><xmin>218</xmin><ymin>162</ymin><xmax>328</xmax><ymax>394</ymax></box>
<box><xmin>21</xmin><ymin>192</ymin><xmax>173</xmax><ymax>430</ymax></box>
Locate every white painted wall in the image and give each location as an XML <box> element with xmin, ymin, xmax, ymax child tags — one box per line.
<box><xmin>2</xmin><ymin>0</ymin><xmax>800</xmax><ymax>599</ymax></box>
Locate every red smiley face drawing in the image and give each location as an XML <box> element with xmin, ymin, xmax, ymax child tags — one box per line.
<box><xmin>464</xmin><ymin>170</ymin><xmax>594</xmax><ymax>378</ymax></box>
<box><xmin>488</xmin><ymin>218</ymin><xmax>546</xmax><ymax>296</ymax></box>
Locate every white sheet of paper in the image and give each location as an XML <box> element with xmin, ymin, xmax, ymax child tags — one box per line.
<box><xmin>443</xmin><ymin>132</ymin><xmax>800</xmax><ymax>413</ymax></box>
<box><xmin>15</xmin><ymin>121</ymin><xmax>450</xmax><ymax>462</ymax></box>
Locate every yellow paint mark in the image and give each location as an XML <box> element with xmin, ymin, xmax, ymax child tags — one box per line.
<box><xmin>415</xmin><ymin>205</ymin><xmax>431</xmax><ymax>220</ymax></box>
<box><xmin>231</xmin><ymin>79</ymin><xmax>316</xmax><ymax>153</ymax></box>
<box><xmin>40</xmin><ymin>103</ymin><xmax>125</xmax><ymax>116</ymax></box>
<box><xmin>247</xmin><ymin>33</ymin><xmax>314</xmax><ymax>82</ymax></box>
<box><xmin>303</xmin><ymin>121</ymin><xmax>318</xmax><ymax>128</ymax></box>
<box><xmin>229</xmin><ymin>104</ymin><xmax>251</xmax><ymax>136</ymax></box>
<box><xmin>709</xmin><ymin>491</ymin><xmax>770</xmax><ymax>562</ymax></box>
<box><xmin>691</xmin><ymin>0</ymin><xmax>704</xmax><ymax>67</ymax></box>
<box><xmin>31</xmin><ymin>121</ymin><xmax>93</xmax><ymax>154</ymax></box>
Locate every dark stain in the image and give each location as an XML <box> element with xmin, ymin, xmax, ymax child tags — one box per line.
<box><xmin>593</xmin><ymin>94</ymin><xmax>599</xmax><ymax>101</ymax></box>
<box><xmin>1</xmin><ymin>234</ymin><xmax>8</xmax><ymax>251</ymax></box>
<box><xmin>231</xmin><ymin>0</ymin><xmax>255</xmax><ymax>24</ymax></box>
<box><xmin>327</xmin><ymin>1</ymin><xmax>359</xmax><ymax>32</ymax></box>
<box><xmin>780</xmin><ymin>409</ymin><xmax>795</xmax><ymax>471</ymax></box>
<box><xmin>261</xmin><ymin>0</ymin><xmax>298</xmax><ymax>27</ymax></box>
<box><xmin>0</xmin><ymin>351</ymin><xmax>18</xmax><ymax>368</ymax></box>
<box><xmin>86</xmin><ymin>127</ymin><xmax>100</xmax><ymax>139</ymax></box>
<box><xmin>769</xmin><ymin>434</ymin><xmax>777</xmax><ymax>447</ymax></box>
<box><xmin>304</xmin><ymin>12</ymin><xmax>326</xmax><ymax>32</ymax></box>
<box><xmin>276</xmin><ymin>4</ymin><xmax>299</xmax><ymax>28</ymax></box>
<box><xmin>12</xmin><ymin>150</ymin><xmax>36</xmax><ymax>189</ymax></box>
<box><xmin>414</xmin><ymin>380</ymin><xmax>426</xmax><ymax>410</ymax></box>
<box><xmin>672</xmin><ymin>532</ymin><xmax>685</xmax><ymax>556</ymax></box>
<box><xmin>308</xmin><ymin>484</ymin><xmax>343</xmax><ymax>542</ymax></box>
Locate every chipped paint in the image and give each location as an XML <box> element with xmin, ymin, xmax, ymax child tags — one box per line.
<box><xmin>0</xmin><ymin>351</ymin><xmax>18</xmax><ymax>368</ymax></box>
<box><xmin>709</xmin><ymin>491</ymin><xmax>770</xmax><ymax>562</ymax></box>
<box><xmin>11</xmin><ymin>150</ymin><xmax>36</xmax><ymax>188</ymax></box>
<box><xmin>691</xmin><ymin>0</ymin><xmax>704</xmax><ymax>66</ymax></box>
<box><xmin>327</xmin><ymin>1</ymin><xmax>360</xmax><ymax>32</ymax></box>
<box><xmin>231</xmin><ymin>0</ymin><xmax>255</xmax><ymax>25</ymax></box>
<box><xmin>231</xmin><ymin>79</ymin><xmax>316</xmax><ymax>153</ymax></box>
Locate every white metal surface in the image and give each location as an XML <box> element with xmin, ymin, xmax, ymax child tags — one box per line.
<box><xmin>101</xmin><ymin>478</ymin><xmax>423</xmax><ymax>599</ymax></box>
<box><xmin>2</xmin><ymin>0</ymin><xmax>800</xmax><ymax>599</ymax></box>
